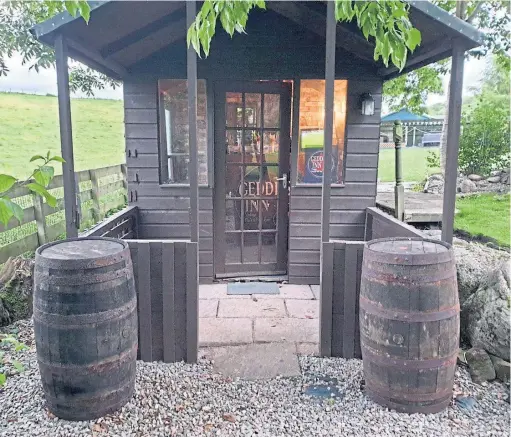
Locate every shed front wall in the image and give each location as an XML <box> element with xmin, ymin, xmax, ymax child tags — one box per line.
<box><xmin>125</xmin><ymin>76</ymin><xmax>382</xmax><ymax>285</ymax></box>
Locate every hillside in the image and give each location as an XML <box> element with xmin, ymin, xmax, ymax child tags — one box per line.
<box><xmin>0</xmin><ymin>92</ymin><xmax>124</xmax><ymax>179</ymax></box>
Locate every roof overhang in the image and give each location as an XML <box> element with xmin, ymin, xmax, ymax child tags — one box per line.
<box><xmin>30</xmin><ymin>1</ymin><xmax>484</xmax><ymax>81</ymax></box>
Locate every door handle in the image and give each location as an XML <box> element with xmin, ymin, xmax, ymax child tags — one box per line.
<box><xmin>276</xmin><ymin>173</ymin><xmax>288</xmax><ymax>189</ymax></box>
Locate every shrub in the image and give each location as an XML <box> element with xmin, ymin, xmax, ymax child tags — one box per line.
<box><xmin>458</xmin><ymin>95</ymin><xmax>510</xmax><ymax>176</ymax></box>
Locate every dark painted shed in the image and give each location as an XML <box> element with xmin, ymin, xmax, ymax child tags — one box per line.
<box><xmin>32</xmin><ymin>1</ymin><xmax>482</xmax><ymax>361</ymax></box>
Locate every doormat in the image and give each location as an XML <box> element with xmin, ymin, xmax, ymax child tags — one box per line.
<box><xmin>227</xmin><ymin>282</ymin><xmax>279</xmax><ymax>295</ymax></box>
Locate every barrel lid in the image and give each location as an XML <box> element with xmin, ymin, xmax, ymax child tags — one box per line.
<box><xmin>367</xmin><ymin>238</ymin><xmax>450</xmax><ymax>255</ymax></box>
<box><xmin>39</xmin><ymin>238</ymin><xmax>125</xmax><ymax>260</ymax></box>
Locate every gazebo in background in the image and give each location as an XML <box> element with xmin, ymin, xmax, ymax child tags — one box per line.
<box><xmin>380</xmin><ymin>109</ymin><xmax>443</xmax><ymax>148</ymax></box>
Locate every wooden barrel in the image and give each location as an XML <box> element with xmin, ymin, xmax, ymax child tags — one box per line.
<box><xmin>359</xmin><ymin>237</ymin><xmax>459</xmax><ymax>414</ymax></box>
<box><xmin>33</xmin><ymin>237</ymin><xmax>138</xmax><ymax>421</ymax></box>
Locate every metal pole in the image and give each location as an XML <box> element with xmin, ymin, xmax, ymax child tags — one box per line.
<box><xmin>393</xmin><ymin>121</ymin><xmax>404</xmax><ymax>221</ymax></box>
<box><xmin>186</xmin><ymin>1</ymin><xmax>199</xmax><ymax>243</ymax></box>
<box><xmin>55</xmin><ymin>34</ymin><xmax>79</xmax><ymax>238</ymax></box>
<box><xmin>320</xmin><ymin>0</ymin><xmax>336</xmax><ymax>244</ymax></box>
<box><xmin>441</xmin><ymin>44</ymin><xmax>465</xmax><ymax>244</ymax></box>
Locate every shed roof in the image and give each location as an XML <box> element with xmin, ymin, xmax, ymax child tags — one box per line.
<box><xmin>381</xmin><ymin>109</ymin><xmax>431</xmax><ymax>122</ymax></box>
<box><xmin>31</xmin><ymin>1</ymin><xmax>483</xmax><ymax>81</ymax></box>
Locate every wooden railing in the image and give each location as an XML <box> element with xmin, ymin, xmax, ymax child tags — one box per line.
<box><xmin>0</xmin><ymin>164</ymin><xmax>127</xmax><ymax>263</ymax></box>
<box><xmin>82</xmin><ymin>206</ymin><xmax>138</xmax><ymax>239</ymax></box>
<box><xmin>320</xmin><ymin>206</ymin><xmax>425</xmax><ymax>358</ymax></box>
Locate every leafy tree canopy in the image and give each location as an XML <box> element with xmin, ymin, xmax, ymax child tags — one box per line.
<box><xmin>0</xmin><ymin>1</ymin><xmax>119</xmax><ymax>97</ymax></box>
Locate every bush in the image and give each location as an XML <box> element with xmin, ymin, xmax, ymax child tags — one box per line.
<box><xmin>458</xmin><ymin>95</ymin><xmax>510</xmax><ymax>176</ymax></box>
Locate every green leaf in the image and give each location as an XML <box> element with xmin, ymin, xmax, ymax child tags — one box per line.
<box><xmin>29</xmin><ymin>155</ymin><xmax>45</xmax><ymax>163</ymax></box>
<box><xmin>10</xmin><ymin>201</ymin><xmax>23</xmax><ymax>223</ymax></box>
<box><xmin>0</xmin><ymin>198</ymin><xmax>15</xmax><ymax>226</ymax></box>
<box><xmin>78</xmin><ymin>1</ymin><xmax>91</xmax><ymax>22</ymax></box>
<box><xmin>26</xmin><ymin>183</ymin><xmax>57</xmax><ymax>208</ymax></box>
<box><xmin>49</xmin><ymin>156</ymin><xmax>66</xmax><ymax>164</ymax></box>
<box><xmin>0</xmin><ymin>174</ymin><xmax>16</xmax><ymax>194</ymax></box>
<box><xmin>12</xmin><ymin>360</ymin><xmax>24</xmax><ymax>373</ymax></box>
<box><xmin>33</xmin><ymin>166</ymin><xmax>54</xmax><ymax>188</ymax></box>
<box><xmin>0</xmin><ymin>373</ymin><xmax>6</xmax><ymax>386</ymax></box>
<box><xmin>406</xmin><ymin>28</ymin><xmax>421</xmax><ymax>52</ymax></box>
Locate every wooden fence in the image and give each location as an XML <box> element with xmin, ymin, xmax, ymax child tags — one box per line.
<box><xmin>320</xmin><ymin>206</ymin><xmax>425</xmax><ymax>358</ymax></box>
<box><xmin>0</xmin><ymin>164</ymin><xmax>127</xmax><ymax>263</ymax></box>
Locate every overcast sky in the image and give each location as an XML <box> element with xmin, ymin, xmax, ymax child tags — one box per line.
<box><xmin>0</xmin><ymin>52</ymin><xmax>487</xmax><ymax>105</ymax></box>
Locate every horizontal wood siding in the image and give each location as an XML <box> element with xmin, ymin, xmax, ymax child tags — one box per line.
<box><xmin>124</xmin><ymin>82</ymin><xmax>213</xmax><ymax>282</ymax></box>
<box><xmin>288</xmin><ymin>79</ymin><xmax>382</xmax><ymax>285</ymax></box>
<box><xmin>320</xmin><ymin>240</ymin><xmax>364</xmax><ymax>358</ymax></box>
<box><xmin>128</xmin><ymin>239</ymin><xmax>198</xmax><ymax>363</ymax></box>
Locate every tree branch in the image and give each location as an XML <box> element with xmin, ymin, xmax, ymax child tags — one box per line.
<box><xmin>466</xmin><ymin>2</ymin><xmax>483</xmax><ymax>24</ymax></box>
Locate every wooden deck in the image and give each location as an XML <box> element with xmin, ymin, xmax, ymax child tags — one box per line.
<box><xmin>376</xmin><ymin>192</ymin><xmax>451</xmax><ymax>223</ymax></box>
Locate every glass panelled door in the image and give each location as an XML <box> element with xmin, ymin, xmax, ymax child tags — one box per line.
<box><xmin>214</xmin><ymin>82</ymin><xmax>291</xmax><ymax>277</ymax></box>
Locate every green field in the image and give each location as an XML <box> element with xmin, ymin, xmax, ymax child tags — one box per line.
<box><xmin>0</xmin><ymin>92</ymin><xmax>124</xmax><ymax>179</ymax></box>
<box><xmin>377</xmin><ymin>147</ymin><xmax>440</xmax><ymax>183</ymax></box>
<box><xmin>455</xmin><ymin>193</ymin><xmax>510</xmax><ymax>247</ymax></box>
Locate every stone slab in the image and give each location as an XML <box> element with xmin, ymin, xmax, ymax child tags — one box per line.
<box><xmin>199</xmin><ymin>318</ymin><xmax>253</xmax><ymax>346</ymax></box>
<box><xmin>208</xmin><ymin>343</ymin><xmax>300</xmax><ymax>380</ymax></box>
<box><xmin>254</xmin><ymin>318</ymin><xmax>319</xmax><ymax>343</ymax></box>
<box><xmin>296</xmin><ymin>342</ymin><xmax>319</xmax><ymax>356</ymax></box>
<box><xmin>218</xmin><ymin>299</ymin><xmax>286</xmax><ymax>318</ymax></box>
<box><xmin>253</xmin><ymin>284</ymin><xmax>314</xmax><ymax>300</ymax></box>
<box><xmin>199</xmin><ymin>283</ymin><xmax>249</xmax><ymax>299</ymax></box>
<box><xmin>285</xmin><ymin>299</ymin><xmax>319</xmax><ymax>319</ymax></box>
<box><xmin>199</xmin><ymin>299</ymin><xmax>218</xmax><ymax>318</ymax></box>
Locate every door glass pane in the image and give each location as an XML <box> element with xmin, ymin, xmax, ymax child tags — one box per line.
<box><xmin>244</xmin><ymin>93</ymin><xmax>261</xmax><ymax>127</ymax></box>
<box><xmin>261</xmin><ymin>232</ymin><xmax>277</xmax><ymax>263</ymax></box>
<box><xmin>226</xmin><ymin>233</ymin><xmax>241</xmax><ymax>264</ymax></box>
<box><xmin>226</xmin><ymin>129</ymin><xmax>243</xmax><ymax>155</ymax></box>
<box><xmin>261</xmin><ymin>199</ymin><xmax>277</xmax><ymax>230</ymax></box>
<box><xmin>264</xmin><ymin>94</ymin><xmax>280</xmax><ymax>128</ymax></box>
<box><xmin>225</xmin><ymin>166</ymin><xmax>243</xmax><ymax>198</ymax></box>
<box><xmin>226</xmin><ymin>93</ymin><xmax>243</xmax><ymax>127</ymax></box>
<box><xmin>242</xmin><ymin>199</ymin><xmax>260</xmax><ymax>230</ymax></box>
<box><xmin>263</xmin><ymin>131</ymin><xmax>279</xmax><ymax>163</ymax></box>
<box><xmin>243</xmin><ymin>234</ymin><xmax>259</xmax><ymax>263</ymax></box>
<box><xmin>225</xmin><ymin>199</ymin><xmax>241</xmax><ymax>232</ymax></box>
<box><xmin>243</xmin><ymin>130</ymin><xmax>261</xmax><ymax>163</ymax></box>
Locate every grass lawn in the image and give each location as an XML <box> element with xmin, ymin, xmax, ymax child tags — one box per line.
<box><xmin>455</xmin><ymin>193</ymin><xmax>510</xmax><ymax>247</ymax></box>
<box><xmin>0</xmin><ymin>92</ymin><xmax>124</xmax><ymax>179</ymax></box>
<box><xmin>378</xmin><ymin>147</ymin><xmax>440</xmax><ymax>183</ymax></box>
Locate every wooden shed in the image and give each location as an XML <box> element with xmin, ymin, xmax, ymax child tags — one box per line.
<box><xmin>32</xmin><ymin>1</ymin><xmax>482</xmax><ymax>362</ymax></box>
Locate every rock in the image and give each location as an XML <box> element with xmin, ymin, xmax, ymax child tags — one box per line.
<box><xmin>490</xmin><ymin>170</ymin><xmax>503</xmax><ymax>177</ymax></box>
<box><xmin>501</xmin><ymin>172</ymin><xmax>510</xmax><ymax>185</ymax></box>
<box><xmin>424</xmin><ymin>174</ymin><xmax>444</xmax><ymax>194</ymax></box>
<box><xmin>465</xmin><ymin>348</ymin><xmax>496</xmax><ymax>383</ymax></box>
<box><xmin>489</xmin><ymin>355</ymin><xmax>511</xmax><ymax>383</ymax></box>
<box><xmin>468</xmin><ymin>174</ymin><xmax>483</xmax><ymax>182</ymax></box>
<box><xmin>461</xmin><ymin>261</ymin><xmax>511</xmax><ymax>361</ymax></box>
<box><xmin>460</xmin><ymin>179</ymin><xmax>477</xmax><ymax>193</ymax></box>
<box><xmin>487</xmin><ymin>176</ymin><xmax>502</xmax><ymax>183</ymax></box>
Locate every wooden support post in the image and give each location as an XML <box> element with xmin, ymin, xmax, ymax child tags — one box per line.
<box><xmin>186</xmin><ymin>0</ymin><xmax>199</xmax><ymax>244</ymax></box>
<box><xmin>393</xmin><ymin>121</ymin><xmax>405</xmax><ymax>221</ymax></box>
<box><xmin>441</xmin><ymin>44</ymin><xmax>465</xmax><ymax>244</ymax></box>
<box><xmin>55</xmin><ymin>35</ymin><xmax>79</xmax><ymax>238</ymax></box>
<box><xmin>320</xmin><ymin>0</ymin><xmax>336</xmax><ymax>244</ymax></box>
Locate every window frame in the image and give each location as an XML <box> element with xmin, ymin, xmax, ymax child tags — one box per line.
<box><xmin>291</xmin><ymin>78</ymin><xmax>348</xmax><ymax>188</ymax></box>
<box><xmin>157</xmin><ymin>78</ymin><xmax>213</xmax><ymax>187</ymax></box>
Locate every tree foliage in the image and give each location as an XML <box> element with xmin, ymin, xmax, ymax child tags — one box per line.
<box><xmin>187</xmin><ymin>0</ymin><xmax>421</xmax><ymax>71</ymax></box>
<box><xmin>384</xmin><ymin>0</ymin><xmax>511</xmax><ymax>113</ymax></box>
<box><xmin>0</xmin><ymin>153</ymin><xmax>63</xmax><ymax>227</ymax></box>
<box><xmin>0</xmin><ymin>1</ymin><xmax>119</xmax><ymax>96</ymax></box>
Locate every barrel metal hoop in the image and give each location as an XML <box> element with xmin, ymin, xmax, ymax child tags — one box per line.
<box><xmin>360</xmin><ymin>265</ymin><xmax>457</xmax><ymax>285</ymax></box>
<box><xmin>361</xmin><ymin>344</ymin><xmax>458</xmax><ymax>370</ymax></box>
<box><xmin>34</xmin><ymin>298</ymin><xmax>137</xmax><ymax>326</ymax></box>
<box><xmin>37</xmin><ymin>342</ymin><xmax>138</xmax><ymax>372</ymax></box>
<box><xmin>34</xmin><ymin>266</ymin><xmax>134</xmax><ymax>286</ymax></box>
<box><xmin>360</xmin><ymin>296</ymin><xmax>460</xmax><ymax>322</ymax></box>
<box><xmin>365</xmin><ymin>388</ymin><xmax>451</xmax><ymax>414</ymax></box>
<box><xmin>365</xmin><ymin>381</ymin><xmax>454</xmax><ymax>402</ymax></box>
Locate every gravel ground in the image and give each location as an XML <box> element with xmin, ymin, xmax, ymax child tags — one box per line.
<box><xmin>1</xmin><ymin>319</ymin><xmax>509</xmax><ymax>437</ymax></box>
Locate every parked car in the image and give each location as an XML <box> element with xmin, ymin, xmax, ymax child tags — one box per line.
<box><xmin>421</xmin><ymin>132</ymin><xmax>442</xmax><ymax>147</ymax></box>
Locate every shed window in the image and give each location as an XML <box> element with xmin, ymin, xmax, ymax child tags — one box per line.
<box><xmin>158</xmin><ymin>80</ymin><xmax>208</xmax><ymax>185</ymax></box>
<box><xmin>297</xmin><ymin>80</ymin><xmax>347</xmax><ymax>184</ymax></box>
